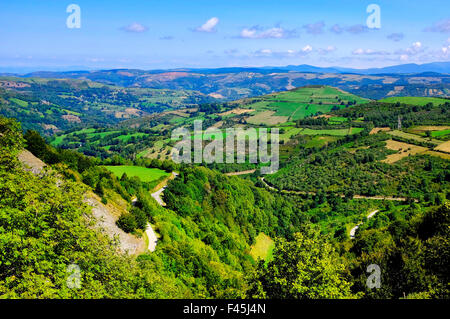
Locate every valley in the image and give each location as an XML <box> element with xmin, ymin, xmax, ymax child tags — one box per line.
<box><xmin>0</xmin><ymin>69</ymin><xmax>449</xmax><ymax>300</ymax></box>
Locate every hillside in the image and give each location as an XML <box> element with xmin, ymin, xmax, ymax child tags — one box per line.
<box><xmin>5</xmin><ymin>68</ymin><xmax>450</xmax><ymax>101</ymax></box>
<box><xmin>0</xmin><ymin>76</ymin><xmax>216</xmax><ymax>134</ymax></box>
<box><xmin>234</xmin><ymin>85</ymin><xmax>368</xmax><ymax>125</ymax></box>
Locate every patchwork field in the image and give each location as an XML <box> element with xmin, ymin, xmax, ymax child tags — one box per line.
<box><xmin>242</xmin><ymin>86</ymin><xmax>368</xmax><ymax>125</ymax></box>
<box><xmin>387</xmin><ymin>130</ymin><xmax>442</xmax><ymax>145</ymax></box>
<box><xmin>406</xmin><ymin>126</ymin><xmax>450</xmax><ymax>140</ymax></box>
<box><xmin>382</xmin><ymin>140</ymin><xmax>429</xmax><ymax>163</ymax></box>
<box><xmin>103</xmin><ymin>165</ymin><xmax>170</xmax><ymax>182</ymax></box>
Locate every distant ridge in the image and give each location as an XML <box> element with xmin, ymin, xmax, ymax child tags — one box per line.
<box><xmin>1</xmin><ymin>61</ymin><xmax>450</xmax><ymax>76</ymax></box>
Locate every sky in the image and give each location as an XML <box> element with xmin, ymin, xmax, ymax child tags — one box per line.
<box><xmin>1</xmin><ymin>0</ymin><xmax>450</xmax><ymax>72</ymax></box>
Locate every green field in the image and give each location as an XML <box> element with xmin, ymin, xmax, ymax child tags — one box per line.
<box><xmin>249</xmin><ymin>232</ymin><xmax>275</xmax><ymax>263</ymax></box>
<box><xmin>242</xmin><ymin>86</ymin><xmax>368</xmax><ymax>125</ymax></box>
<box><xmin>379</xmin><ymin>96</ymin><xmax>448</xmax><ymax>106</ymax></box>
<box><xmin>103</xmin><ymin>165</ymin><xmax>170</xmax><ymax>182</ymax></box>
<box><xmin>432</xmin><ymin>129</ymin><xmax>450</xmax><ymax>138</ymax></box>
<box><xmin>300</xmin><ymin>127</ymin><xmax>364</xmax><ymax>136</ymax></box>
<box><xmin>9</xmin><ymin>98</ymin><xmax>28</xmax><ymax>107</ymax></box>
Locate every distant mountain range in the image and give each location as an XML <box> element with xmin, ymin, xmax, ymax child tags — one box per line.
<box><xmin>1</xmin><ymin>62</ymin><xmax>449</xmax><ymax>101</ymax></box>
<box><xmin>2</xmin><ymin>61</ymin><xmax>450</xmax><ymax>76</ymax></box>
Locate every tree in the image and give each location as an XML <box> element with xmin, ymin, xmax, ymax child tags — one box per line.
<box><xmin>246</xmin><ymin>228</ymin><xmax>354</xmax><ymax>299</ymax></box>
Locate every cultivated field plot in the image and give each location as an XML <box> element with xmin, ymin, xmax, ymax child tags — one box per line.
<box><xmin>424</xmin><ymin>150</ymin><xmax>450</xmax><ymax>160</ymax></box>
<box><xmin>406</xmin><ymin>126</ymin><xmax>450</xmax><ymax>140</ymax></box>
<box><xmin>379</xmin><ymin>96</ymin><xmax>448</xmax><ymax>106</ymax></box>
<box><xmin>370</xmin><ymin>127</ymin><xmax>391</xmax><ymax>135</ymax></box>
<box><xmin>382</xmin><ymin>140</ymin><xmax>429</xmax><ymax>163</ymax></box>
<box><xmin>243</xmin><ymin>86</ymin><xmax>368</xmax><ymax>125</ymax></box>
<box><xmin>387</xmin><ymin>130</ymin><xmax>442</xmax><ymax>145</ymax></box>
<box><xmin>300</xmin><ymin>127</ymin><xmax>364</xmax><ymax>136</ymax></box>
<box><xmin>246</xmin><ymin>110</ymin><xmax>287</xmax><ymax>125</ymax></box>
<box><xmin>435</xmin><ymin>140</ymin><xmax>450</xmax><ymax>153</ymax></box>
<box><xmin>103</xmin><ymin>165</ymin><xmax>170</xmax><ymax>182</ymax></box>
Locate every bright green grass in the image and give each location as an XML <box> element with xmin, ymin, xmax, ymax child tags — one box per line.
<box><xmin>103</xmin><ymin>165</ymin><xmax>170</xmax><ymax>182</ymax></box>
<box><xmin>431</xmin><ymin>129</ymin><xmax>450</xmax><ymax>137</ymax></box>
<box><xmin>379</xmin><ymin>96</ymin><xmax>447</xmax><ymax>106</ymax></box>
<box><xmin>329</xmin><ymin>116</ymin><xmax>348</xmax><ymax>123</ymax></box>
<box><xmin>115</xmin><ymin>132</ymin><xmax>149</xmax><ymax>142</ymax></box>
<box><xmin>300</xmin><ymin>127</ymin><xmax>363</xmax><ymax>136</ymax></box>
<box><xmin>86</xmin><ymin>130</ymin><xmax>120</xmax><ymax>139</ymax></box>
<box><xmin>279</xmin><ymin>127</ymin><xmax>304</xmax><ymax>141</ymax></box>
<box><xmin>9</xmin><ymin>98</ymin><xmax>28</xmax><ymax>107</ymax></box>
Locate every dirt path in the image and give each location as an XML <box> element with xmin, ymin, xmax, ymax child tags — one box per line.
<box><xmin>145</xmin><ymin>223</ymin><xmax>158</xmax><ymax>252</ymax></box>
<box><xmin>151</xmin><ymin>171</ymin><xmax>179</xmax><ymax>206</ymax></box>
<box><xmin>225</xmin><ymin>169</ymin><xmax>256</xmax><ymax>176</ymax></box>
<box><xmin>145</xmin><ymin>171</ymin><xmax>179</xmax><ymax>251</ymax></box>
<box><xmin>349</xmin><ymin>210</ymin><xmax>379</xmax><ymax>239</ymax></box>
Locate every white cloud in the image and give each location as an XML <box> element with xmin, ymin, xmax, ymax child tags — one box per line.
<box><xmin>412</xmin><ymin>41</ymin><xmax>422</xmax><ymax>49</ymax></box>
<box><xmin>195</xmin><ymin>17</ymin><xmax>219</xmax><ymax>33</ymax></box>
<box><xmin>121</xmin><ymin>22</ymin><xmax>148</xmax><ymax>33</ymax></box>
<box><xmin>253</xmin><ymin>47</ymin><xmax>312</xmax><ymax>58</ymax></box>
<box><xmin>392</xmin><ymin>42</ymin><xmax>426</xmax><ymax>62</ymax></box>
<box><xmin>302</xmin><ymin>45</ymin><xmax>313</xmax><ymax>52</ymax></box>
<box><xmin>352</xmin><ymin>48</ymin><xmax>389</xmax><ymax>55</ymax></box>
<box><xmin>400</xmin><ymin>54</ymin><xmax>409</xmax><ymax>61</ymax></box>
<box><xmin>238</xmin><ymin>26</ymin><xmax>297</xmax><ymax>39</ymax></box>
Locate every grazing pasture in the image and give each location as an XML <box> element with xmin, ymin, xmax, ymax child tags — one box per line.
<box><xmin>103</xmin><ymin>165</ymin><xmax>170</xmax><ymax>182</ymax></box>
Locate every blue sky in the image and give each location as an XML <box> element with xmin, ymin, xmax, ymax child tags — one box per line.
<box><xmin>1</xmin><ymin>0</ymin><xmax>450</xmax><ymax>71</ymax></box>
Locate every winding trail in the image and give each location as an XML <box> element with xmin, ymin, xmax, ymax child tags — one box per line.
<box><xmin>349</xmin><ymin>210</ymin><xmax>379</xmax><ymax>239</ymax></box>
<box><xmin>144</xmin><ymin>171</ymin><xmax>179</xmax><ymax>252</ymax></box>
<box><xmin>151</xmin><ymin>172</ymin><xmax>179</xmax><ymax>206</ymax></box>
<box><xmin>224</xmin><ymin>169</ymin><xmax>256</xmax><ymax>176</ymax></box>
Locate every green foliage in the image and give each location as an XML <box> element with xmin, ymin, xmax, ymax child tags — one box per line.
<box><xmin>0</xmin><ymin>117</ymin><xmax>191</xmax><ymax>298</ymax></box>
<box><xmin>247</xmin><ymin>228</ymin><xmax>354</xmax><ymax>299</ymax></box>
<box><xmin>349</xmin><ymin>202</ymin><xmax>450</xmax><ymax>298</ymax></box>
